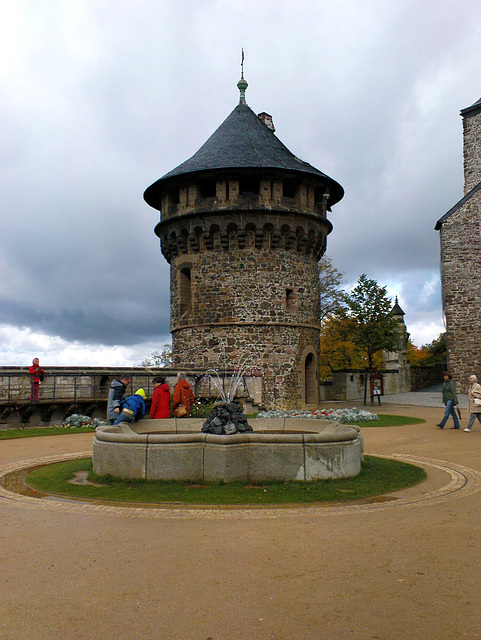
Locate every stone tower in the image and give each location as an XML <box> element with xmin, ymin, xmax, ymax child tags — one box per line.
<box><xmin>436</xmin><ymin>96</ymin><xmax>481</xmax><ymax>385</ymax></box>
<box><xmin>144</xmin><ymin>76</ymin><xmax>344</xmax><ymax>409</ymax></box>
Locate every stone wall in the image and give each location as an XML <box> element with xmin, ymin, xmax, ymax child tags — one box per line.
<box><xmin>319</xmin><ymin>369</ymin><xmax>410</xmax><ymax>401</ymax></box>
<box><xmin>440</xmin><ymin>189</ymin><xmax>481</xmax><ymax>386</ymax></box>
<box><xmin>463</xmin><ymin>106</ymin><xmax>481</xmax><ymax>193</ymax></box>
<box><xmin>410</xmin><ymin>364</ymin><xmax>446</xmax><ymax>390</ymax></box>
<box><xmin>174</xmin><ymin>324</ymin><xmax>319</xmax><ymax>410</ymax></box>
<box><xmin>166</xmin><ymin>208</ymin><xmax>325</xmax><ymax>410</ymax></box>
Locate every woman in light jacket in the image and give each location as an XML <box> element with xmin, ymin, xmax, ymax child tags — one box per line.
<box><xmin>464</xmin><ymin>375</ymin><xmax>481</xmax><ymax>432</ymax></box>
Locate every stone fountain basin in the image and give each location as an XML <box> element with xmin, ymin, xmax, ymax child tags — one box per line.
<box><xmin>93</xmin><ymin>418</ymin><xmax>363</xmax><ymax>482</ymax></box>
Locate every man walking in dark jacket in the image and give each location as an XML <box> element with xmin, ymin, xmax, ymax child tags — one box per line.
<box><xmin>107</xmin><ymin>375</ymin><xmax>131</xmax><ymax>424</ymax></box>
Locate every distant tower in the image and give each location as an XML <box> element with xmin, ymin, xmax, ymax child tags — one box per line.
<box><xmin>436</xmin><ymin>96</ymin><xmax>481</xmax><ymax>385</ymax></box>
<box><xmin>144</xmin><ymin>73</ymin><xmax>343</xmax><ymax>409</ymax></box>
<box><xmin>383</xmin><ymin>297</ymin><xmax>410</xmax><ymax>392</ymax></box>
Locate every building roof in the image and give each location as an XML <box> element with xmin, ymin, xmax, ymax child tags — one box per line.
<box><xmin>460</xmin><ymin>97</ymin><xmax>481</xmax><ymax>118</ymax></box>
<box><xmin>391</xmin><ymin>297</ymin><xmax>405</xmax><ymax>317</ymax></box>
<box><xmin>435</xmin><ymin>181</ymin><xmax>481</xmax><ymax>230</ymax></box>
<box><xmin>144</xmin><ymin>100</ymin><xmax>344</xmax><ymax>209</ymax></box>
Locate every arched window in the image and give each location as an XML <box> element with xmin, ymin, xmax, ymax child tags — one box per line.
<box><xmin>304</xmin><ymin>352</ymin><xmax>317</xmax><ymax>404</ymax></box>
<box><xmin>286</xmin><ymin>288</ymin><xmax>296</xmax><ymax>311</ymax></box>
<box><xmin>179</xmin><ymin>267</ymin><xmax>191</xmax><ymax>316</ymax></box>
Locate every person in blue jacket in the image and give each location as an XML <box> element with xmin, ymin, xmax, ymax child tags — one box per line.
<box><xmin>114</xmin><ymin>389</ymin><xmax>146</xmax><ymax>425</ymax></box>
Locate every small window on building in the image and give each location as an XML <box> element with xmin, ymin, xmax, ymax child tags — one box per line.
<box><xmin>199</xmin><ymin>180</ymin><xmax>216</xmax><ymax>198</ymax></box>
<box><xmin>286</xmin><ymin>288</ymin><xmax>295</xmax><ymax>310</ymax></box>
<box><xmin>179</xmin><ymin>268</ymin><xmax>191</xmax><ymax>316</ymax></box>
<box><xmin>283</xmin><ymin>179</ymin><xmax>298</xmax><ymax>199</ymax></box>
<box><xmin>239</xmin><ymin>177</ymin><xmax>259</xmax><ymax>195</ymax></box>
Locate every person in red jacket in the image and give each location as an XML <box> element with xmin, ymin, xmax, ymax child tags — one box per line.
<box><xmin>29</xmin><ymin>357</ymin><xmax>45</xmax><ymax>401</ymax></box>
<box><xmin>172</xmin><ymin>372</ymin><xmax>195</xmax><ymax>417</ymax></box>
<box><xmin>149</xmin><ymin>376</ymin><xmax>171</xmax><ymax>419</ymax></box>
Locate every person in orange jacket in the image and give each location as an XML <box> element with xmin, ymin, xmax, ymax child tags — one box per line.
<box><xmin>172</xmin><ymin>372</ymin><xmax>195</xmax><ymax>417</ymax></box>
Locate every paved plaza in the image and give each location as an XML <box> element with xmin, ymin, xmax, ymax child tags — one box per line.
<box><xmin>1</xmin><ymin>398</ymin><xmax>480</xmax><ymax>639</ymax></box>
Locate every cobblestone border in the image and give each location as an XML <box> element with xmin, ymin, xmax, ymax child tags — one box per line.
<box><xmin>0</xmin><ymin>451</ymin><xmax>479</xmax><ymax>520</ymax></box>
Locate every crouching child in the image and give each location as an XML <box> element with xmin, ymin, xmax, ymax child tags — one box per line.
<box><xmin>114</xmin><ymin>389</ymin><xmax>146</xmax><ymax>425</ymax></box>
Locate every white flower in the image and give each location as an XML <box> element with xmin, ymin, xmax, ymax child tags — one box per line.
<box><xmin>256</xmin><ymin>408</ymin><xmax>378</xmax><ymax>423</ymax></box>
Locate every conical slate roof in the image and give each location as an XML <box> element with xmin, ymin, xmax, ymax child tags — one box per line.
<box><xmin>144</xmin><ymin>102</ymin><xmax>344</xmax><ymax>208</ymax></box>
<box><xmin>391</xmin><ymin>297</ymin><xmax>405</xmax><ymax>317</ymax></box>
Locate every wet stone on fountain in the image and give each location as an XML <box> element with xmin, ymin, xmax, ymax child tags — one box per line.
<box><xmin>201</xmin><ymin>400</ymin><xmax>253</xmax><ymax>435</ymax></box>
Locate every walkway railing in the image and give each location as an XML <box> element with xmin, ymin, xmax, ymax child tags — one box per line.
<box><xmin>0</xmin><ymin>369</ymin><xmax>259</xmax><ymax>405</ymax></box>
<box><xmin>0</xmin><ymin>372</ymin><xmax>156</xmax><ymax>405</ymax></box>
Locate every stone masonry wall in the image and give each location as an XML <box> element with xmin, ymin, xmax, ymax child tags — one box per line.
<box><xmin>171</xmin><ymin>247</ymin><xmax>320</xmax><ymax>329</ymax></box>
<box><xmin>440</xmin><ymin>189</ymin><xmax>481</xmax><ymax>386</ymax></box>
<box><xmin>463</xmin><ymin>108</ymin><xmax>481</xmax><ymax>194</ymax></box>
<box><xmin>173</xmin><ymin>324</ymin><xmax>319</xmax><ymax>410</ymax></box>
<box><xmin>410</xmin><ymin>364</ymin><xmax>446</xmax><ymax>390</ymax></box>
<box><xmin>171</xmin><ymin>245</ymin><xmax>321</xmax><ymax>410</ymax></box>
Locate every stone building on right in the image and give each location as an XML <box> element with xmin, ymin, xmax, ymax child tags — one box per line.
<box><xmin>435</xmin><ymin>95</ymin><xmax>481</xmax><ymax>385</ymax></box>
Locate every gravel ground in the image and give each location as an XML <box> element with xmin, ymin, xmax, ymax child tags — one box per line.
<box><xmin>382</xmin><ymin>383</ymin><xmax>468</xmax><ymax>409</ymax></box>
<box><xmin>0</xmin><ymin>405</ymin><xmax>480</xmax><ymax>639</ymax></box>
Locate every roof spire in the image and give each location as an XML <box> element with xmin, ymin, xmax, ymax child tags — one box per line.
<box><xmin>237</xmin><ymin>48</ymin><xmax>248</xmax><ymax>104</ymax></box>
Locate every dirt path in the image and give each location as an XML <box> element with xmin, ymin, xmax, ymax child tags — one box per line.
<box><xmin>1</xmin><ymin>407</ymin><xmax>480</xmax><ymax>640</ymax></box>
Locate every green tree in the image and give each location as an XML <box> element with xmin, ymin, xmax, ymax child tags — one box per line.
<box><xmin>421</xmin><ymin>333</ymin><xmax>447</xmax><ymax>364</ymax></box>
<box><xmin>407</xmin><ymin>339</ymin><xmax>428</xmax><ymax>366</ymax></box>
<box><xmin>341</xmin><ymin>274</ymin><xmax>398</xmax><ymax>370</ymax></box>
<box><xmin>320</xmin><ymin>315</ymin><xmax>364</xmax><ymax>379</ymax></box>
<box><xmin>407</xmin><ymin>333</ymin><xmax>447</xmax><ymax>366</ymax></box>
<box><xmin>320</xmin><ymin>314</ymin><xmax>385</xmax><ymax>379</ymax></box>
<box><xmin>319</xmin><ymin>256</ymin><xmax>346</xmax><ymax>323</ymax></box>
<box><xmin>138</xmin><ymin>344</ymin><xmax>172</xmax><ymax>367</ymax></box>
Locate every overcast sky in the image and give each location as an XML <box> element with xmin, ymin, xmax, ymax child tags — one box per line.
<box><xmin>1</xmin><ymin>0</ymin><xmax>481</xmax><ymax>366</ymax></box>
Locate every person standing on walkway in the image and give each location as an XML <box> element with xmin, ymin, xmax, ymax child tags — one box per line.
<box><xmin>29</xmin><ymin>357</ymin><xmax>45</xmax><ymax>402</ymax></box>
<box><xmin>464</xmin><ymin>375</ymin><xmax>481</xmax><ymax>432</ymax></box>
<box><xmin>437</xmin><ymin>372</ymin><xmax>461</xmax><ymax>429</ymax></box>
<box><xmin>150</xmin><ymin>376</ymin><xmax>171</xmax><ymax>419</ymax></box>
<box><xmin>107</xmin><ymin>375</ymin><xmax>131</xmax><ymax>424</ymax></box>
<box><xmin>172</xmin><ymin>372</ymin><xmax>195</xmax><ymax>417</ymax></box>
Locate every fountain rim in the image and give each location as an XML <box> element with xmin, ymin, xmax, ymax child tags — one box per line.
<box><xmin>95</xmin><ymin>418</ymin><xmax>360</xmax><ymax>445</ymax></box>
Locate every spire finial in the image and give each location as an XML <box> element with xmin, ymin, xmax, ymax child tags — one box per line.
<box><xmin>237</xmin><ymin>48</ymin><xmax>248</xmax><ymax>104</ymax></box>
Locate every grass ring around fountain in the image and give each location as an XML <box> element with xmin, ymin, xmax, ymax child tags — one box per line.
<box><xmin>21</xmin><ymin>454</ymin><xmax>427</xmax><ymax>506</ymax></box>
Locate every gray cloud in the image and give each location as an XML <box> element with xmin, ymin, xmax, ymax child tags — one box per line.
<box><xmin>1</xmin><ymin>0</ymin><xmax>481</xmax><ymax>364</ymax></box>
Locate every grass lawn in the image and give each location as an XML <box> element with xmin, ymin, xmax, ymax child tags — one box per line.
<box><xmin>0</xmin><ymin>426</ymin><xmax>96</xmax><ymax>439</ymax></box>
<box><xmin>25</xmin><ymin>455</ymin><xmax>426</xmax><ymax>506</ymax></box>
<box><xmin>361</xmin><ymin>414</ymin><xmax>424</xmax><ymax>427</ymax></box>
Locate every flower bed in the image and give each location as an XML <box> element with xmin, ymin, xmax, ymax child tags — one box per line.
<box><xmin>62</xmin><ymin>414</ymin><xmax>107</xmax><ymax>429</ymax></box>
<box><xmin>256</xmin><ymin>408</ymin><xmax>379</xmax><ymax>423</ymax></box>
